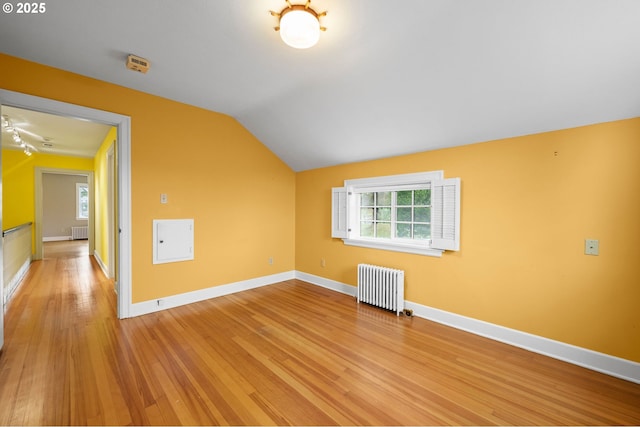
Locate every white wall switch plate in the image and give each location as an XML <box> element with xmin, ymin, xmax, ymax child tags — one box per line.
<box><xmin>585</xmin><ymin>239</ymin><xmax>599</xmax><ymax>256</ymax></box>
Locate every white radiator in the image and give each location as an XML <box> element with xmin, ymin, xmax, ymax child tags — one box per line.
<box><xmin>357</xmin><ymin>264</ymin><xmax>405</xmax><ymax>316</ymax></box>
<box><xmin>71</xmin><ymin>226</ymin><xmax>88</xmax><ymax>240</ymax></box>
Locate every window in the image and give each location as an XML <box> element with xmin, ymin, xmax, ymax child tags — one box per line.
<box><xmin>76</xmin><ymin>182</ymin><xmax>89</xmax><ymax>220</ymax></box>
<box><xmin>359</xmin><ymin>188</ymin><xmax>431</xmax><ymax>240</ymax></box>
<box><xmin>332</xmin><ymin>171</ymin><xmax>460</xmax><ymax>256</ymax></box>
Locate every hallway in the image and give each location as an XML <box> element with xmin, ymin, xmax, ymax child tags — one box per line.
<box><xmin>0</xmin><ymin>241</ymin><xmax>118</xmax><ymax>424</ymax></box>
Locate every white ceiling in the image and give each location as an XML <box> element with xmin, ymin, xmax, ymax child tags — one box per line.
<box><xmin>1</xmin><ymin>106</ymin><xmax>112</xmax><ymax>158</ymax></box>
<box><xmin>1</xmin><ymin>106</ymin><xmax>112</xmax><ymax>157</ymax></box>
<box><xmin>1</xmin><ymin>0</ymin><xmax>639</xmax><ymax>171</ymax></box>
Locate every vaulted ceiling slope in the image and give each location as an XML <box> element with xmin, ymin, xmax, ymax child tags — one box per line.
<box><xmin>1</xmin><ymin>0</ymin><xmax>639</xmax><ymax>171</ymax></box>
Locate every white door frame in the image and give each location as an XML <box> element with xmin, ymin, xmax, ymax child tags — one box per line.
<box><xmin>0</xmin><ymin>118</ymin><xmax>4</xmax><ymax>350</ymax></box>
<box><xmin>107</xmin><ymin>145</ymin><xmax>116</xmax><ymax>280</ymax></box>
<box><xmin>0</xmin><ymin>89</ymin><xmax>132</xmax><ymax>319</ymax></box>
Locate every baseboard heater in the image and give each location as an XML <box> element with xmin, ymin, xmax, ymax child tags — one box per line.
<box><xmin>357</xmin><ymin>264</ymin><xmax>405</xmax><ymax>316</ymax></box>
<box><xmin>71</xmin><ymin>226</ymin><xmax>88</xmax><ymax>240</ymax></box>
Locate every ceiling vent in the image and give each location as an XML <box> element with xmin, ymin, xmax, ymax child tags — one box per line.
<box><xmin>126</xmin><ymin>54</ymin><xmax>150</xmax><ymax>74</ymax></box>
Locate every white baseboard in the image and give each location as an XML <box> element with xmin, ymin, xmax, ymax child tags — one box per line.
<box><xmin>295</xmin><ymin>270</ymin><xmax>640</xmax><ymax>385</ymax></box>
<box><xmin>43</xmin><ymin>236</ymin><xmax>72</xmax><ymax>242</ymax></box>
<box><xmin>3</xmin><ymin>257</ymin><xmax>31</xmax><ymax>311</ymax></box>
<box><xmin>130</xmin><ymin>270</ymin><xmax>296</xmax><ymax>318</ymax></box>
<box><xmin>93</xmin><ymin>250</ymin><xmax>110</xmax><ymax>279</ymax></box>
<box><xmin>295</xmin><ymin>271</ymin><xmax>357</xmax><ymax>297</ymax></box>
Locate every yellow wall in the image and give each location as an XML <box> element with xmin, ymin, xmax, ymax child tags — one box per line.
<box><xmin>1</xmin><ymin>53</ymin><xmax>296</xmax><ymax>303</ymax></box>
<box><xmin>93</xmin><ymin>127</ymin><xmax>116</xmax><ymax>269</ymax></box>
<box><xmin>296</xmin><ymin>118</ymin><xmax>640</xmax><ymax>363</ymax></box>
<box><xmin>2</xmin><ymin>149</ymin><xmax>94</xmax><ymax>240</ymax></box>
<box><xmin>3</xmin><ymin>53</ymin><xmax>638</xmax><ymax>364</ymax></box>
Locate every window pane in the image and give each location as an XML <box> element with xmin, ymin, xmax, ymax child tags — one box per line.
<box><xmin>78</xmin><ymin>183</ymin><xmax>89</xmax><ymax>219</ymax></box>
<box><xmin>415</xmin><ymin>189</ymin><xmax>430</xmax><ymax>205</ymax></box>
<box><xmin>376</xmin><ymin>207</ymin><xmax>391</xmax><ymax>221</ymax></box>
<box><xmin>397</xmin><ymin>207</ymin><xmax>412</xmax><ymax>222</ymax></box>
<box><xmin>396</xmin><ymin>223</ymin><xmax>411</xmax><ymax>238</ymax></box>
<box><xmin>360</xmin><ymin>208</ymin><xmax>374</xmax><ymax>220</ymax></box>
<box><xmin>414</xmin><ymin>207</ymin><xmax>430</xmax><ymax>222</ymax></box>
<box><xmin>414</xmin><ymin>224</ymin><xmax>430</xmax><ymax>240</ymax></box>
<box><xmin>376</xmin><ymin>191</ymin><xmax>391</xmax><ymax>206</ymax></box>
<box><xmin>357</xmin><ymin>187</ymin><xmax>432</xmax><ymax>243</ymax></box>
<box><xmin>376</xmin><ymin>222</ymin><xmax>391</xmax><ymax>238</ymax></box>
<box><xmin>361</xmin><ymin>222</ymin><xmax>374</xmax><ymax>237</ymax></box>
<box><xmin>361</xmin><ymin>193</ymin><xmax>374</xmax><ymax>206</ymax></box>
<box><xmin>397</xmin><ymin>190</ymin><xmax>412</xmax><ymax>205</ymax></box>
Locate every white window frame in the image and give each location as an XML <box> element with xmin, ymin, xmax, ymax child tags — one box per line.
<box><xmin>76</xmin><ymin>182</ymin><xmax>89</xmax><ymax>220</ymax></box>
<box><xmin>332</xmin><ymin>171</ymin><xmax>460</xmax><ymax>257</ymax></box>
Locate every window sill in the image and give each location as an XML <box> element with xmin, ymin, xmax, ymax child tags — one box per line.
<box><xmin>342</xmin><ymin>238</ymin><xmax>443</xmax><ymax>257</ymax></box>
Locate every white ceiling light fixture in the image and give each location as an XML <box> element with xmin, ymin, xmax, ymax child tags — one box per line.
<box><xmin>2</xmin><ymin>115</ymin><xmax>14</xmax><ymax>133</ymax></box>
<box><xmin>271</xmin><ymin>0</ymin><xmax>326</xmax><ymax>49</ymax></box>
<box><xmin>2</xmin><ymin>114</ymin><xmax>37</xmax><ymax>156</ymax></box>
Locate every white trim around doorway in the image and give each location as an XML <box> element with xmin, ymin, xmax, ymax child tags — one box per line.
<box><xmin>0</xmin><ymin>89</ymin><xmax>132</xmax><ymax>319</ymax></box>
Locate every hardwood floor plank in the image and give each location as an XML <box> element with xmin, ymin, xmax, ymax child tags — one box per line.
<box><xmin>1</xmin><ymin>241</ymin><xmax>639</xmax><ymax>425</ymax></box>
<box><xmin>170</xmin><ymin>314</ymin><xmax>280</xmax><ymax>425</ymax></box>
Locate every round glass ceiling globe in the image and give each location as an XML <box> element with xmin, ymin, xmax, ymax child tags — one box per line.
<box><xmin>280</xmin><ymin>10</ymin><xmax>320</xmax><ymax>49</ymax></box>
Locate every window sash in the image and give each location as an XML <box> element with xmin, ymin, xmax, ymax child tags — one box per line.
<box><xmin>356</xmin><ymin>187</ymin><xmax>431</xmax><ymax>242</ymax></box>
<box><xmin>76</xmin><ymin>183</ymin><xmax>89</xmax><ymax>220</ymax></box>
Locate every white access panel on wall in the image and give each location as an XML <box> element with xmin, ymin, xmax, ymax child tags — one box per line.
<box><xmin>153</xmin><ymin>219</ymin><xmax>194</xmax><ymax>264</ymax></box>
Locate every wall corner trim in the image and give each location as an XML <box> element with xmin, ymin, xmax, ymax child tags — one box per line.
<box><xmin>295</xmin><ymin>270</ymin><xmax>640</xmax><ymax>385</ymax></box>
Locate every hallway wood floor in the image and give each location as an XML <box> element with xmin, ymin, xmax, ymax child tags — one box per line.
<box><xmin>0</xmin><ymin>242</ymin><xmax>639</xmax><ymax>425</ymax></box>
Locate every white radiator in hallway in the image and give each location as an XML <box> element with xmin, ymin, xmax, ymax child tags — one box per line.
<box><xmin>357</xmin><ymin>264</ymin><xmax>405</xmax><ymax>316</ymax></box>
<box><xmin>71</xmin><ymin>226</ymin><xmax>88</xmax><ymax>240</ymax></box>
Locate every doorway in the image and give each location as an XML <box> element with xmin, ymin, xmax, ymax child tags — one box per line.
<box><xmin>0</xmin><ymin>89</ymin><xmax>131</xmax><ymax>320</ymax></box>
<box><xmin>35</xmin><ymin>169</ymin><xmax>95</xmax><ymax>261</ymax></box>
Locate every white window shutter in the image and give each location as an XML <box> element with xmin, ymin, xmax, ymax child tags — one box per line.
<box><xmin>431</xmin><ymin>178</ymin><xmax>461</xmax><ymax>251</ymax></box>
<box><xmin>331</xmin><ymin>187</ymin><xmax>349</xmax><ymax>238</ymax></box>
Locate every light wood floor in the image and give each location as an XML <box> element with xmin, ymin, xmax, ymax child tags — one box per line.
<box><xmin>0</xmin><ymin>242</ymin><xmax>639</xmax><ymax>425</ymax></box>
<box><xmin>42</xmin><ymin>239</ymin><xmax>90</xmax><ymax>258</ymax></box>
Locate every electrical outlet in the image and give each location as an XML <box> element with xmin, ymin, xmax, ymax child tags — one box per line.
<box><xmin>160</xmin><ymin>193</ymin><xmax>168</xmax><ymax>204</ymax></box>
<box><xmin>321</xmin><ymin>258</ymin><xmax>326</xmax><ymax>268</ymax></box>
<box><xmin>585</xmin><ymin>239</ymin><xmax>599</xmax><ymax>256</ymax></box>
<box><xmin>268</xmin><ymin>257</ymin><xmax>273</xmax><ymax>265</ymax></box>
